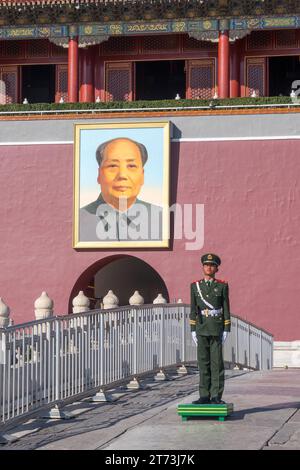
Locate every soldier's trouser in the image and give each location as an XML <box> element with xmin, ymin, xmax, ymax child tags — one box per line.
<box><xmin>197</xmin><ymin>335</ymin><xmax>224</xmax><ymax>399</ymax></box>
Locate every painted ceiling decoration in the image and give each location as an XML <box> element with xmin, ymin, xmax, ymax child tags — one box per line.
<box><xmin>0</xmin><ymin>1</ymin><xmax>299</xmax><ymax>43</ymax></box>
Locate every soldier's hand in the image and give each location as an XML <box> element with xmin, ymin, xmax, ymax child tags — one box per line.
<box><xmin>222</xmin><ymin>331</ymin><xmax>228</xmax><ymax>344</ymax></box>
<box><xmin>191</xmin><ymin>331</ymin><xmax>198</xmax><ymax>346</ymax></box>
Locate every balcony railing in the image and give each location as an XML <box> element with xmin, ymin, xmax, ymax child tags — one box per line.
<box><xmin>0</xmin><ymin>97</ymin><xmax>298</xmax><ymax>116</ymax></box>
<box><xmin>0</xmin><ymin>304</ymin><xmax>273</xmax><ymax>427</ymax></box>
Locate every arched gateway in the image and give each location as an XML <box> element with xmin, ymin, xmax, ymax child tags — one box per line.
<box><xmin>69</xmin><ymin>255</ymin><xmax>169</xmax><ymax>312</ymax></box>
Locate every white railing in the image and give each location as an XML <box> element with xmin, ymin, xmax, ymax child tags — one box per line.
<box><xmin>0</xmin><ymin>305</ymin><xmax>273</xmax><ymax>426</ymax></box>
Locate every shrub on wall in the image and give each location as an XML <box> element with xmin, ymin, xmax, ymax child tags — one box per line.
<box><xmin>0</xmin><ymin>96</ymin><xmax>296</xmax><ymax>114</ymax></box>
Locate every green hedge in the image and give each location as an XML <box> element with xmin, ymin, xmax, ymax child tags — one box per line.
<box><xmin>0</xmin><ymin>96</ymin><xmax>297</xmax><ymax>113</ymax></box>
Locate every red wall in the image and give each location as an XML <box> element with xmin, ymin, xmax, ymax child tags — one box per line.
<box><xmin>0</xmin><ymin>139</ymin><xmax>299</xmax><ymax>340</ymax></box>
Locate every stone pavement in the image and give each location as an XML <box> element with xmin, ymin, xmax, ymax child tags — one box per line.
<box><xmin>1</xmin><ymin>368</ymin><xmax>300</xmax><ymax>450</ymax></box>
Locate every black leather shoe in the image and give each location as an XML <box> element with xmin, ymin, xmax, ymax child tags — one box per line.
<box><xmin>192</xmin><ymin>397</ymin><xmax>210</xmax><ymax>404</ymax></box>
<box><xmin>210</xmin><ymin>397</ymin><xmax>226</xmax><ymax>404</ymax></box>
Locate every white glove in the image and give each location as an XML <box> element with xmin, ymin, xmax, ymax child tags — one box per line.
<box><xmin>221</xmin><ymin>331</ymin><xmax>229</xmax><ymax>344</ymax></box>
<box><xmin>191</xmin><ymin>331</ymin><xmax>198</xmax><ymax>346</ymax></box>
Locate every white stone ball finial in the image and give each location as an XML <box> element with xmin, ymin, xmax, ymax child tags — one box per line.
<box><xmin>129</xmin><ymin>291</ymin><xmax>144</xmax><ymax>306</ymax></box>
<box><xmin>72</xmin><ymin>291</ymin><xmax>90</xmax><ymax>314</ymax></box>
<box><xmin>103</xmin><ymin>290</ymin><xmax>119</xmax><ymax>309</ymax></box>
<box><xmin>0</xmin><ymin>298</ymin><xmax>10</xmax><ymax>327</ymax></box>
<box><xmin>177</xmin><ymin>298</ymin><xmax>183</xmax><ymax>304</ymax></box>
<box><xmin>153</xmin><ymin>293</ymin><xmax>167</xmax><ymax>304</ymax></box>
<box><xmin>34</xmin><ymin>292</ymin><xmax>53</xmax><ymax>320</ymax></box>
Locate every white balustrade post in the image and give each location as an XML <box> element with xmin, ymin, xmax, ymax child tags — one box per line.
<box><xmin>177</xmin><ymin>305</ymin><xmax>188</xmax><ymax>376</ymax></box>
<box><xmin>55</xmin><ymin>319</ymin><xmax>60</xmax><ymax>403</ymax></box>
<box><xmin>236</xmin><ymin>318</ymin><xmax>239</xmax><ymax>368</ymax></box>
<box><xmin>133</xmin><ymin>309</ymin><xmax>138</xmax><ymax>375</ymax></box>
<box><xmin>260</xmin><ymin>330</ymin><xmax>263</xmax><ymax>370</ymax></box>
<box><xmin>154</xmin><ymin>306</ymin><xmax>168</xmax><ymax>381</ymax></box>
<box><xmin>41</xmin><ymin>318</ymin><xmax>72</xmax><ymax>420</ymax></box>
<box><xmin>271</xmin><ymin>337</ymin><xmax>274</xmax><ymax>369</ymax></box>
<box><xmin>129</xmin><ymin>291</ymin><xmax>144</xmax><ymax>306</ymax></box>
<box><xmin>181</xmin><ymin>305</ymin><xmax>186</xmax><ymax>363</ymax></box>
<box><xmin>248</xmin><ymin>325</ymin><xmax>251</xmax><ymax>369</ymax></box>
<box><xmin>34</xmin><ymin>292</ymin><xmax>53</xmax><ymax>320</ymax></box>
<box><xmin>103</xmin><ymin>290</ymin><xmax>119</xmax><ymax>309</ymax></box>
<box><xmin>72</xmin><ymin>291</ymin><xmax>90</xmax><ymax>313</ymax></box>
<box><xmin>126</xmin><ymin>308</ymin><xmax>141</xmax><ymax>390</ymax></box>
<box><xmin>0</xmin><ymin>325</ymin><xmax>4</xmax><ymax>364</ymax></box>
<box><xmin>153</xmin><ymin>293</ymin><xmax>167</xmax><ymax>304</ymax></box>
<box><xmin>159</xmin><ymin>306</ymin><xmax>164</xmax><ymax>368</ymax></box>
<box><xmin>0</xmin><ymin>328</ymin><xmax>9</xmax><ymax>441</ymax></box>
<box><xmin>100</xmin><ymin>312</ymin><xmax>104</xmax><ymax>386</ymax></box>
<box><xmin>0</xmin><ymin>298</ymin><xmax>10</xmax><ymax>328</ymax></box>
<box><xmin>34</xmin><ymin>292</ymin><xmax>53</xmax><ymax>337</ymax></box>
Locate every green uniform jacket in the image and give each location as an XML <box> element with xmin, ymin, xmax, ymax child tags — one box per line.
<box><xmin>190</xmin><ymin>278</ymin><xmax>231</xmax><ymax>336</ymax></box>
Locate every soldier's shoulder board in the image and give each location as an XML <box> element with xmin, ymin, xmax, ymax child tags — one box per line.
<box><xmin>192</xmin><ymin>279</ymin><xmax>202</xmax><ymax>285</ymax></box>
<box><xmin>215</xmin><ymin>278</ymin><xmax>228</xmax><ymax>284</ymax></box>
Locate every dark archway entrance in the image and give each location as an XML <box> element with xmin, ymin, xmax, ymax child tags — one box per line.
<box><xmin>269</xmin><ymin>56</ymin><xmax>300</xmax><ymax>96</ymax></box>
<box><xmin>69</xmin><ymin>255</ymin><xmax>169</xmax><ymax>312</ymax></box>
<box><xmin>21</xmin><ymin>64</ymin><xmax>55</xmax><ymax>103</ymax></box>
<box><xmin>135</xmin><ymin>60</ymin><xmax>185</xmax><ymax>100</ymax></box>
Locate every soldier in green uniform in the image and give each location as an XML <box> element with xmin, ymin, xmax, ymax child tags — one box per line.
<box><xmin>190</xmin><ymin>253</ymin><xmax>231</xmax><ymax>404</ymax></box>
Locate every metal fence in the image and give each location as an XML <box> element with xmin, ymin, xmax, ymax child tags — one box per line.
<box><xmin>0</xmin><ymin>304</ymin><xmax>273</xmax><ymax>426</ymax></box>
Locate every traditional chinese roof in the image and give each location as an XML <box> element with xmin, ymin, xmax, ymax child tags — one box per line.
<box><xmin>0</xmin><ymin>1</ymin><xmax>299</xmax><ymax>27</ymax></box>
<box><xmin>0</xmin><ymin>1</ymin><xmax>299</xmax><ymax>16</ymax></box>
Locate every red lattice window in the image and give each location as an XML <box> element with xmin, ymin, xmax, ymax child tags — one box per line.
<box><xmin>105</xmin><ymin>62</ymin><xmax>133</xmax><ymax>102</ymax></box>
<box><xmin>186</xmin><ymin>59</ymin><xmax>215</xmax><ymax>99</ymax></box>
<box><xmin>247</xmin><ymin>31</ymin><xmax>273</xmax><ymax>50</ymax></box>
<box><xmin>0</xmin><ymin>40</ymin><xmax>24</xmax><ymax>58</ymax></box>
<box><xmin>275</xmin><ymin>30</ymin><xmax>298</xmax><ymax>49</ymax></box>
<box><xmin>246</xmin><ymin>58</ymin><xmax>266</xmax><ymax>97</ymax></box>
<box><xmin>183</xmin><ymin>35</ymin><xmax>217</xmax><ymax>51</ymax></box>
<box><xmin>0</xmin><ymin>66</ymin><xmax>19</xmax><ymax>104</ymax></box>
<box><xmin>55</xmin><ymin>64</ymin><xmax>68</xmax><ymax>103</ymax></box>
<box><xmin>51</xmin><ymin>43</ymin><xmax>68</xmax><ymax>58</ymax></box>
<box><xmin>101</xmin><ymin>36</ymin><xmax>138</xmax><ymax>55</ymax></box>
<box><xmin>142</xmin><ymin>35</ymin><xmax>180</xmax><ymax>54</ymax></box>
<box><xmin>26</xmin><ymin>39</ymin><xmax>50</xmax><ymax>58</ymax></box>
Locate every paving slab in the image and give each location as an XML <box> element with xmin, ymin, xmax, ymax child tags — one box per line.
<box><xmin>104</xmin><ymin>422</ymin><xmax>277</xmax><ymax>450</ymax></box>
<box><xmin>104</xmin><ymin>369</ymin><xmax>300</xmax><ymax>451</ymax></box>
<box><xmin>1</xmin><ymin>369</ymin><xmax>300</xmax><ymax>450</ymax></box>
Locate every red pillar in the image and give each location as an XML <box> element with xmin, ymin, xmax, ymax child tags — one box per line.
<box><xmin>230</xmin><ymin>40</ymin><xmax>240</xmax><ymax>98</ymax></box>
<box><xmin>80</xmin><ymin>47</ymin><xmax>94</xmax><ymax>103</ymax></box>
<box><xmin>218</xmin><ymin>30</ymin><xmax>230</xmax><ymax>98</ymax></box>
<box><xmin>68</xmin><ymin>36</ymin><xmax>79</xmax><ymax>102</ymax></box>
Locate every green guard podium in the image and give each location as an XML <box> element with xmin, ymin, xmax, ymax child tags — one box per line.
<box><xmin>177</xmin><ymin>403</ymin><xmax>234</xmax><ymax>422</ymax></box>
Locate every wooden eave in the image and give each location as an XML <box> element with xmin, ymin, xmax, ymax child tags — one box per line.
<box><xmin>0</xmin><ymin>1</ymin><xmax>300</xmax><ymax>23</ymax></box>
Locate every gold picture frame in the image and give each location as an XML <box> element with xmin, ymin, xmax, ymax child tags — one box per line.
<box><xmin>73</xmin><ymin>121</ymin><xmax>170</xmax><ymax>248</ymax></box>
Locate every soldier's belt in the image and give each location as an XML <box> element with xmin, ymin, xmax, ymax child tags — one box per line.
<box><xmin>201</xmin><ymin>308</ymin><xmax>222</xmax><ymax>318</ymax></box>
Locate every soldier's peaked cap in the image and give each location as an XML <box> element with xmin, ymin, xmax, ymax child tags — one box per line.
<box><xmin>201</xmin><ymin>253</ymin><xmax>221</xmax><ymax>266</ymax></box>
